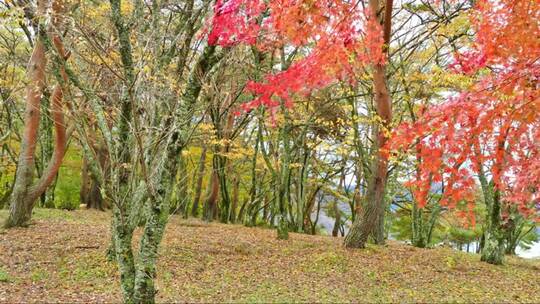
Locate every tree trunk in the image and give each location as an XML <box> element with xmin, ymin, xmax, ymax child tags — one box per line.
<box><xmin>133</xmin><ymin>193</ymin><xmax>170</xmax><ymax>303</ymax></box>
<box><xmin>263</xmin><ymin>194</ymin><xmax>269</xmax><ymax>223</ymax></box>
<box><xmin>276</xmin><ymin>109</ymin><xmax>292</xmax><ymax>240</ymax></box>
<box><xmin>344</xmin><ymin>0</ymin><xmax>393</xmax><ymax>248</ymax></box>
<box><xmin>411</xmin><ymin>202</ymin><xmax>441</xmax><ymax>248</ymax></box>
<box><xmin>245</xmin><ymin>122</ymin><xmax>261</xmax><ymax>225</ymax></box>
<box><xmin>81</xmin><ymin>149</ymin><xmax>107</xmax><ymax>210</ymax></box>
<box><xmin>4</xmin><ymin>7</ymin><xmax>47</xmax><ymax>227</ymax></box>
<box><xmin>5</xmin><ymin>0</ymin><xmax>69</xmax><ymax>228</ymax></box>
<box><xmin>203</xmin><ymin>169</ymin><xmax>220</xmax><ymax>221</ymax></box>
<box><xmin>411</xmin><ymin>203</ymin><xmax>427</xmax><ymax>248</ymax></box>
<box><xmin>38</xmin><ymin>93</ymin><xmax>56</xmax><ymax>208</ymax></box>
<box><xmin>112</xmin><ymin>214</ymin><xmax>136</xmax><ymax>302</ymax></box>
<box><xmin>503</xmin><ymin>214</ymin><xmax>528</xmax><ymax>256</ymax></box>
<box><xmin>230</xmin><ymin>176</ymin><xmax>240</xmax><ymax>223</ymax></box>
<box><xmin>216</xmin><ymin>154</ymin><xmax>231</xmax><ymax>223</ymax></box>
<box><xmin>107</xmin><ymin>0</ymin><xmax>138</xmax><ymax>301</ymax></box>
<box><xmin>480</xmin><ymin>190</ymin><xmax>505</xmax><ymax>265</ymax></box>
<box><xmin>191</xmin><ymin>146</ymin><xmax>207</xmax><ymax>217</ymax></box>
<box><xmin>332</xmin><ymin>201</ymin><xmax>341</xmax><ymax>237</ymax></box>
<box><xmin>80</xmin><ymin>156</ymin><xmax>90</xmax><ymax>205</ymax></box>
<box><xmin>477</xmin><ymin>233</ymin><xmax>485</xmax><ymax>254</ymax></box>
<box><xmin>477</xmin><ymin>129</ymin><xmax>508</xmax><ymax>265</ymax></box>
<box><xmin>174</xmin><ymin>155</ymin><xmax>190</xmax><ymax>216</ymax></box>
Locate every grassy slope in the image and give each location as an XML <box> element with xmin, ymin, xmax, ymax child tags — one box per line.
<box><xmin>0</xmin><ymin>209</ymin><xmax>538</xmax><ymax>303</ymax></box>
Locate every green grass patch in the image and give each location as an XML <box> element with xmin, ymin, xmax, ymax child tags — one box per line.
<box><xmin>30</xmin><ymin>267</ymin><xmax>49</xmax><ymax>282</ymax></box>
<box><xmin>302</xmin><ymin>251</ymin><xmax>348</xmax><ymax>274</ymax></box>
<box><xmin>241</xmin><ymin>281</ymin><xmax>294</xmax><ymax>303</ymax></box>
<box><xmin>0</xmin><ymin>266</ymin><xmax>11</xmax><ymax>282</ymax></box>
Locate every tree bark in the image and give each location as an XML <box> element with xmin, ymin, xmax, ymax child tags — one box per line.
<box><xmin>344</xmin><ymin>0</ymin><xmax>393</xmax><ymax>248</ymax></box>
<box><xmin>107</xmin><ymin>0</ymin><xmax>138</xmax><ymax>301</ymax></box>
<box><xmin>480</xmin><ymin>189</ymin><xmax>505</xmax><ymax>265</ymax></box>
<box><xmin>81</xmin><ymin>149</ymin><xmax>107</xmax><ymax>210</ymax></box>
<box><xmin>477</xmin><ymin>129</ymin><xmax>508</xmax><ymax>265</ymax></box>
<box><xmin>332</xmin><ymin>201</ymin><xmax>341</xmax><ymax>237</ymax></box>
<box><xmin>203</xmin><ymin>169</ymin><xmax>220</xmax><ymax>221</ymax></box>
<box><xmin>5</xmin><ymin>0</ymin><xmax>69</xmax><ymax>228</ymax></box>
<box><xmin>191</xmin><ymin>146</ymin><xmax>207</xmax><ymax>217</ymax></box>
<box><xmin>230</xmin><ymin>175</ymin><xmax>240</xmax><ymax>223</ymax></box>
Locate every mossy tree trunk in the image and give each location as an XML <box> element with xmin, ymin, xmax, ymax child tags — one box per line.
<box><xmin>411</xmin><ymin>202</ymin><xmax>440</xmax><ymax>248</ymax></box>
<box><xmin>107</xmin><ymin>0</ymin><xmax>138</xmax><ymax>301</ymax></box>
<box><xmin>480</xmin><ymin>188</ymin><xmax>505</xmax><ymax>265</ymax></box>
<box><xmin>476</xmin><ymin>131</ymin><xmax>509</xmax><ymax>265</ymax></box>
<box><xmin>477</xmin><ymin>165</ymin><xmax>504</xmax><ymax>265</ymax></box>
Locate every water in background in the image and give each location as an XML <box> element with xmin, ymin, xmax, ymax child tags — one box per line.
<box><xmin>315</xmin><ymin>204</ymin><xmax>540</xmax><ymax>259</ymax></box>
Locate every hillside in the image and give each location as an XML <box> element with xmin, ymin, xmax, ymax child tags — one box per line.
<box><xmin>0</xmin><ymin>209</ymin><xmax>539</xmax><ymax>303</ymax></box>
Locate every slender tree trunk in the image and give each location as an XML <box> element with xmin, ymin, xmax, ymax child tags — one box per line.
<box><xmin>107</xmin><ymin>0</ymin><xmax>138</xmax><ymax>301</ymax></box>
<box><xmin>191</xmin><ymin>146</ymin><xmax>207</xmax><ymax>217</ymax></box>
<box><xmin>175</xmin><ymin>155</ymin><xmax>190</xmax><ymax>217</ymax></box>
<box><xmin>216</xmin><ymin>154</ymin><xmax>231</xmax><ymax>222</ymax></box>
<box><xmin>127</xmin><ymin>41</ymin><xmax>224</xmax><ymax>304</ymax></box>
<box><xmin>38</xmin><ymin>93</ymin><xmax>56</xmax><ymax>208</ymax></box>
<box><xmin>276</xmin><ymin>108</ymin><xmax>292</xmax><ymax>240</ymax></box>
<box><xmin>132</xmin><ymin>152</ymin><xmax>176</xmax><ymax>303</ymax></box>
<box><xmin>203</xmin><ymin>169</ymin><xmax>220</xmax><ymax>221</ymax></box>
<box><xmin>503</xmin><ymin>215</ymin><xmax>528</xmax><ymax>255</ymax></box>
<box><xmin>344</xmin><ymin>0</ymin><xmax>393</xmax><ymax>248</ymax></box>
<box><xmin>263</xmin><ymin>193</ymin><xmax>270</xmax><ymax>224</ymax></box>
<box><xmin>230</xmin><ymin>176</ymin><xmax>240</xmax><ymax>223</ymax></box>
<box><xmin>332</xmin><ymin>201</ymin><xmax>341</xmax><ymax>237</ymax></box>
<box><xmin>477</xmin><ymin>234</ymin><xmax>485</xmax><ymax>254</ymax></box>
<box><xmin>80</xmin><ymin>155</ymin><xmax>90</xmax><ymax>205</ymax></box>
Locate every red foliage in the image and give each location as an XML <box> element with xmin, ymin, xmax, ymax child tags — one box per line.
<box><xmin>208</xmin><ymin>0</ymin><xmax>539</xmax><ymax>220</ymax></box>
<box><xmin>391</xmin><ymin>0</ymin><xmax>539</xmax><ymax>220</ymax></box>
<box><xmin>208</xmin><ymin>0</ymin><xmax>386</xmax><ymax>112</ymax></box>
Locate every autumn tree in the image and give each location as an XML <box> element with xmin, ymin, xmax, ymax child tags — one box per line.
<box><xmin>208</xmin><ymin>0</ymin><xmax>388</xmax><ymax>239</ymax></box>
<box><xmin>343</xmin><ymin>0</ymin><xmax>393</xmax><ymax>248</ymax></box>
<box><xmin>57</xmin><ymin>0</ymin><xmax>226</xmax><ymax>301</ymax></box>
<box><xmin>391</xmin><ymin>0</ymin><xmax>539</xmax><ymax>264</ymax></box>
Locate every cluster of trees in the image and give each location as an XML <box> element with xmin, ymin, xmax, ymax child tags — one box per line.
<box><xmin>0</xmin><ymin>0</ymin><xmax>537</xmax><ymax>302</ymax></box>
